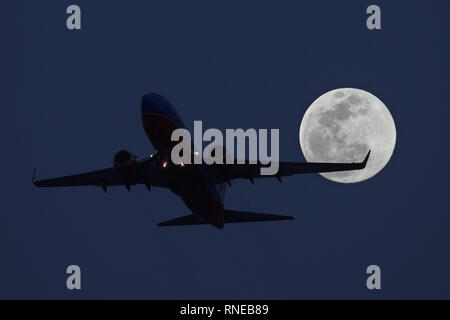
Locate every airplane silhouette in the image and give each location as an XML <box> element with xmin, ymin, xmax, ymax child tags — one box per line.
<box><xmin>33</xmin><ymin>93</ymin><xmax>370</xmax><ymax>229</ymax></box>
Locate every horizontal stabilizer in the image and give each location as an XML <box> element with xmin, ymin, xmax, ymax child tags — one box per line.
<box><xmin>224</xmin><ymin>210</ymin><xmax>294</xmax><ymax>223</ymax></box>
<box><xmin>157</xmin><ymin>214</ymin><xmax>205</xmax><ymax>227</ymax></box>
<box><xmin>157</xmin><ymin>210</ymin><xmax>294</xmax><ymax>227</ymax></box>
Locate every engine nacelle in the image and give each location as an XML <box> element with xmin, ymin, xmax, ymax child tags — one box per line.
<box><xmin>114</xmin><ymin>150</ymin><xmax>137</xmax><ymax>170</ymax></box>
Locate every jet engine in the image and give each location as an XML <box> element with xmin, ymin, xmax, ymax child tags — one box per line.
<box><xmin>113</xmin><ymin>150</ymin><xmax>136</xmax><ymax>170</ymax></box>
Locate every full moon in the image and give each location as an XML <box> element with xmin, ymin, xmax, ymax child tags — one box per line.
<box><xmin>299</xmin><ymin>88</ymin><xmax>396</xmax><ymax>183</ymax></box>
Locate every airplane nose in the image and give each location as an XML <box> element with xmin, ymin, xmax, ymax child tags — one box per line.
<box><xmin>141</xmin><ymin>93</ymin><xmax>163</xmax><ymax>115</ymax></box>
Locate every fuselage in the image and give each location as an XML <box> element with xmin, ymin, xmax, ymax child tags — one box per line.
<box><xmin>141</xmin><ymin>93</ymin><xmax>226</xmax><ymax>229</ymax></box>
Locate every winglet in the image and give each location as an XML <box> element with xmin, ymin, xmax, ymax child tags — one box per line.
<box><xmin>32</xmin><ymin>168</ymin><xmax>39</xmax><ymax>187</ymax></box>
<box><xmin>360</xmin><ymin>150</ymin><xmax>371</xmax><ymax>169</ymax></box>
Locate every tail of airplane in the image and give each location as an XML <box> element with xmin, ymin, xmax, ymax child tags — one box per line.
<box><xmin>157</xmin><ymin>209</ymin><xmax>294</xmax><ymax>228</ymax></box>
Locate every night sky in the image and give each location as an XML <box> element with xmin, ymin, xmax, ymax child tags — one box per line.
<box><xmin>1</xmin><ymin>0</ymin><xmax>449</xmax><ymax>299</ymax></box>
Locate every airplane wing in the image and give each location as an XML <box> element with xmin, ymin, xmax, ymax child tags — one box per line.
<box><xmin>32</xmin><ymin>157</ymin><xmax>168</xmax><ymax>191</ymax></box>
<box><xmin>203</xmin><ymin>150</ymin><xmax>371</xmax><ymax>184</ymax></box>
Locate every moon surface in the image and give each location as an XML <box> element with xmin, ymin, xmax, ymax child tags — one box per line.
<box><xmin>299</xmin><ymin>88</ymin><xmax>396</xmax><ymax>183</ymax></box>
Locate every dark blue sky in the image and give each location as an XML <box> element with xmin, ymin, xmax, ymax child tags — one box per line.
<box><xmin>1</xmin><ymin>0</ymin><xmax>449</xmax><ymax>299</ymax></box>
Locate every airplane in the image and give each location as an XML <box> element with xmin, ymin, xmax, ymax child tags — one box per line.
<box><xmin>32</xmin><ymin>93</ymin><xmax>370</xmax><ymax>229</ymax></box>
